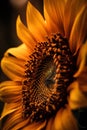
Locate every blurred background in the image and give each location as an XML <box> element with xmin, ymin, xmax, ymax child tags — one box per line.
<box><xmin>0</xmin><ymin>0</ymin><xmax>87</xmax><ymax>130</ymax></box>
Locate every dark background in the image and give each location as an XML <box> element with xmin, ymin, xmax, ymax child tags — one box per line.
<box><xmin>0</xmin><ymin>0</ymin><xmax>87</xmax><ymax>129</ymax></box>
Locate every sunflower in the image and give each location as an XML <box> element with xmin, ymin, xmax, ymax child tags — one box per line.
<box><xmin>0</xmin><ymin>0</ymin><xmax>87</xmax><ymax>130</ymax></box>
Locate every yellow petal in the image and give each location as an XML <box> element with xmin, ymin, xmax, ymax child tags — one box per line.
<box><xmin>64</xmin><ymin>0</ymin><xmax>87</xmax><ymax>38</ymax></box>
<box><xmin>68</xmin><ymin>81</ymin><xmax>87</xmax><ymax>109</ymax></box>
<box><xmin>3</xmin><ymin>44</ymin><xmax>30</xmax><ymax>60</ymax></box>
<box><xmin>69</xmin><ymin>4</ymin><xmax>87</xmax><ymax>53</ymax></box>
<box><xmin>1</xmin><ymin>45</ymin><xmax>29</xmax><ymax>79</ymax></box>
<box><xmin>0</xmin><ymin>81</ymin><xmax>22</xmax><ymax>102</ymax></box>
<box><xmin>44</xmin><ymin>0</ymin><xmax>65</xmax><ymax>35</ymax></box>
<box><xmin>0</xmin><ymin>44</ymin><xmax>30</xmax><ymax>80</ymax></box>
<box><xmin>1</xmin><ymin>56</ymin><xmax>24</xmax><ymax>80</ymax></box>
<box><xmin>52</xmin><ymin>107</ymin><xmax>78</xmax><ymax>130</ymax></box>
<box><xmin>17</xmin><ymin>16</ymin><xmax>36</xmax><ymax>48</ymax></box>
<box><xmin>26</xmin><ymin>2</ymin><xmax>48</xmax><ymax>42</ymax></box>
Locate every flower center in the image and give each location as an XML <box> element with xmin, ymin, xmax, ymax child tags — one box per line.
<box><xmin>22</xmin><ymin>33</ymin><xmax>76</xmax><ymax>123</ymax></box>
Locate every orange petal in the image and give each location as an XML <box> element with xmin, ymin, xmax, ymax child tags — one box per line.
<box><xmin>44</xmin><ymin>0</ymin><xmax>65</xmax><ymax>35</ymax></box>
<box><xmin>0</xmin><ymin>81</ymin><xmax>22</xmax><ymax>103</ymax></box>
<box><xmin>74</xmin><ymin>42</ymin><xmax>87</xmax><ymax>77</ymax></box>
<box><xmin>46</xmin><ymin>118</ymin><xmax>54</xmax><ymax>130</ymax></box>
<box><xmin>64</xmin><ymin>0</ymin><xmax>87</xmax><ymax>38</ymax></box>
<box><xmin>26</xmin><ymin>2</ymin><xmax>48</xmax><ymax>42</ymax></box>
<box><xmin>0</xmin><ymin>44</ymin><xmax>29</xmax><ymax>80</ymax></box>
<box><xmin>68</xmin><ymin>81</ymin><xmax>87</xmax><ymax>109</ymax></box>
<box><xmin>1</xmin><ymin>56</ymin><xmax>24</xmax><ymax>80</ymax></box>
<box><xmin>3</xmin><ymin>44</ymin><xmax>30</xmax><ymax>60</ymax></box>
<box><xmin>69</xmin><ymin>4</ymin><xmax>87</xmax><ymax>53</ymax></box>
<box><xmin>11</xmin><ymin>119</ymin><xmax>29</xmax><ymax>130</ymax></box>
<box><xmin>2</xmin><ymin>108</ymin><xmax>23</xmax><ymax>130</ymax></box>
<box><xmin>77</xmin><ymin>66</ymin><xmax>87</xmax><ymax>94</ymax></box>
<box><xmin>0</xmin><ymin>103</ymin><xmax>18</xmax><ymax>120</ymax></box>
<box><xmin>23</xmin><ymin>121</ymin><xmax>46</xmax><ymax>130</ymax></box>
<box><xmin>52</xmin><ymin>107</ymin><xmax>78</xmax><ymax>130</ymax></box>
<box><xmin>17</xmin><ymin>16</ymin><xmax>36</xmax><ymax>49</ymax></box>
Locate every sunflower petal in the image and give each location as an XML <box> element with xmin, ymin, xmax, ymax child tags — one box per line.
<box><xmin>0</xmin><ymin>81</ymin><xmax>22</xmax><ymax>102</ymax></box>
<box><xmin>64</xmin><ymin>0</ymin><xmax>87</xmax><ymax>38</ymax></box>
<box><xmin>26</xmin><ymin>2</ymin><xmax>48</xmax><ymax>42</ymax></box>
<box><xmin>74</xmin><ymin>42</ymin><xmax>87</xmax><ymax>77</ymax></box>
<box><xmin>77</xmin><ymin>66</ymin><xmax>87</xmax><ymax>93</ymax></box>
<box><xmin>2</xmin><ymin>108</ymin><xmax>23</xmax><ymax>130</ymax></box>
<box><xmin>0</xmin><ymin>103</ymin><xmax>19</xmax><ymax>120</ymax></box>
<box><xmin>46</xmin><ymin>118</ymin><xmax>54</xmax><ymax>130</ymax></box>
<box><xmin>3</xmin><ymin>44</ymin><xmax>30</xmax><ymax>60</ymax></box>
<box><xmin>17</xmin><ymin>16</ymin><xmax>36</xmax><ymax>48</ymax></box>
<box><xmin>1</xmin><ymin>56</ymin><xmax>24</xmax><ymax>80</ymax></box>
<box><xmin>23</xmin><ymin>121</ymin><xmax>46</xmax><ymax>130</ymax></box>
<box><xmin>11</xmin><ymin>119</ymin><xmax>29</xmax><ymax>130</ymax></box>
<box><xmin>52</xmin><ymin>107</ymin><xmax>78</xmax><ymax>130</ymax></box>
<box><xmin>0</xmin><ymin>44</ymin><xmax>29</xmax><ymax>80</ymax></box>
<box><xmin>44</xmin><ymin>0</ymin><xmax>65</xmax><ymax>35</ymax></box>
<box><xmin>7</xmin><ymin>44</ymin><xmax>29</xmax><ymax>59</ymax></box>
<box><xmin>69</xmin><ymin>4</ymin><xmax>87</xmax><ymax>53</ymax></box>
<box><xmin>68</xmin><ymin>81</ymin><xmax>87</xmax><ymax>109</ymax></box>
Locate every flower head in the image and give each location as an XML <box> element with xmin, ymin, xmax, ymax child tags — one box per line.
<box><xmin>0</xmin><ymin>0</ymin><xmax>87</xmax><ymax>130</ymax></box>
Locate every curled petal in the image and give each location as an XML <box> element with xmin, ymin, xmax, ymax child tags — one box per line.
<box><xmin>3</xmin><ymin>44</ymin><xmax>30</xmax><ymax>60</ymax></box>
<box><xmin>0</xmin><ymin>45</ymin><xmax>29</xmax><ymax>80</ymax></box>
